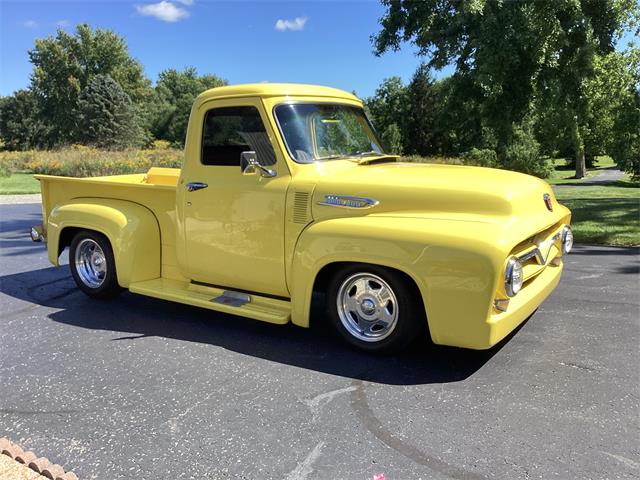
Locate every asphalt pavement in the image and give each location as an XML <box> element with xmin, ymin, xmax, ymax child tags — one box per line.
<box><xmin>1</xmin><ymin>203</ymin><xmax>639</xmax><ymax>480</ymax></box>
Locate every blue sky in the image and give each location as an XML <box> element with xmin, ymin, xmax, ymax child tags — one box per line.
<box><xmin>0</xmin><ymin>0</ymin><xmax>441</xmax><ymax>98</ymax></box>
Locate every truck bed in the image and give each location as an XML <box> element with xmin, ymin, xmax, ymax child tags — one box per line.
<box><xmin>36</xmin><ymin>167</ymin><xmax>183</xmax><ymax>279</ymax></box>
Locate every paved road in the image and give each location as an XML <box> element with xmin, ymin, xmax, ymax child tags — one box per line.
<box><xmin>1</xmin><ymin>203</ymin><xmax>639</xmax><ymax>480</ymax></box>
<box><xmin>553</xmin><ymin>168</ymin><xmax>625</xmax><ymax>188</ymax></box>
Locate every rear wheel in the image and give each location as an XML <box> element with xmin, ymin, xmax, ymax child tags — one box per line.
<box><xmin>69</xmin><ymin>230</ymin><xmax>122</xmax><ymax>299</ymax></box>
<box><xmin>326</xmin><ymin>264</ymin><xmax>424</xmax><ymax>353</ymax></box>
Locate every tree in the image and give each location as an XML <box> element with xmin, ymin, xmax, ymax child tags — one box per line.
<box><xmin>365</xmin><ymin>76</ymin><xmax>408</xmax><ymax>151</ymax></box>
<box><xmin>373</xmin><ymin>0</ymin><xmax>638</xmax><ymax>177</ymax></box>
<box><xmin>404</xmin><ymin>64</ymin><xmax>438</xmax><ymax>155</ymax></box>
<box><xmin>608</xmin><ymin>48</ymin><xmax>640</xmax><ymax>180</ymax></box>
<box><xmin>149</xmin><ymin>67</ymin><xmax>227</xmax><ymax>146</ymax></box>
<box><xmin>28</xmin><ymin>24</ymin><xmax>151</xmax><ymax>145</ymax></box>
<box><xmin>75</xmin><ymin>74</ymin><xmax>145</xmax><ymax>149</ymax></box>
<box><xmin>0</xmin><ymin>90</ymin><xmax>47</xmax><ymax>150</ymax></box>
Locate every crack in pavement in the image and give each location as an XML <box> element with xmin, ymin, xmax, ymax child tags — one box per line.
<box><xmin>350</xmin><ymin>380</ymin><xmax>488</xmax><ymax>480</ymax></box>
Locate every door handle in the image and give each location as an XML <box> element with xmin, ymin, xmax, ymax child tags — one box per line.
<box><xmin>186</xmin><ymin>182</ymin><xmax>208</xmax><ymax>192</ymax></box>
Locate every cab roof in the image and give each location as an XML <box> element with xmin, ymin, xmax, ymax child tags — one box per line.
<box><xmin>196</xmin><ymin>83</ymin><xmax>361</xmax><ymax>103</ymax></box>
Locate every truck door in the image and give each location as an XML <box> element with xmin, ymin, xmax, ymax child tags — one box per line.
<box><xmin>178</xmin><ymin>97</ymin><xmax>290</xmax><ymax>297</ymax></box>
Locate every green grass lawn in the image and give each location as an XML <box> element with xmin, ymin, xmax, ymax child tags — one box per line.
<box><xmin>0</xmin><ymin>173</ymin><xmax>40</xmax><ymax>194</ymax></box>
<box><xmin>555</xmin><ymin>182</ymin><xmax>640</xmax><ymax>246</ymax></box>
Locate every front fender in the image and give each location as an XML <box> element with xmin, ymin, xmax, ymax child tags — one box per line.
<box><xmin>289</xmin><ymin>215</ymin><xmax>506</xmax><ymax>347</ymax></box>
<box><xmin>47</xmin><ymin>198</ymin><xmax>161</xmax><ymax>287</ymax></box>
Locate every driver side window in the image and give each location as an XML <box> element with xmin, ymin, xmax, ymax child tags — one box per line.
<box><xmin>201</xmin><ymin>106</ymin><xmax>276</xmax><ymax>166</ymax></box>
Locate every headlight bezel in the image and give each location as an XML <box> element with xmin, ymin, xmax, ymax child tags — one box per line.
<box><xmin>504</xmin><ymin>257</ymin><xmax>524</xmax><ymax>297</ymax></box>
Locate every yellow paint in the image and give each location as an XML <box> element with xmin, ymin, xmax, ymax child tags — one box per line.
<box><xmin>35</xmin><ymin>83</ymin><xmax>572</xmax><ymax>349</ymax></box>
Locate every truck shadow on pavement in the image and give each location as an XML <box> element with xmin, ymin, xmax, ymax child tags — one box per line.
<box><xmin>0</xmin><ymin>265</ymin><xmax>522</xmax><ymax>386</ymax></box>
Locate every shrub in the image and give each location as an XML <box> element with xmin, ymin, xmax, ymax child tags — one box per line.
<box><xmin>18</xmin><ymin>147</ymin><xmax>182</xmax><ymax>177</ymax></box>
<box><xmin>460</xmin><ymin>148</ymin><xmax>498</xmax><ymax>167</ymax></box>
<box><xmin>501</xmin><ymin>129</ymin><xmax>553</xmax><ymax>178</ymax></box>
<box><xmin>0</xmin><ymin>164</ymin><xmax>11</xmax><ymax>177</ymax></box>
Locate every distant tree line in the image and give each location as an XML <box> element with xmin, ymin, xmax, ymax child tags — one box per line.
<box><xmin>1</xmin><ymin>6</ymin><xmax>638</xmax><ymax>181</ymax></box>
<box><xmin>0</xmin><ymin>24</ymin><xmax>226</xmax><ymax>151</ymax></box>
<box><xmin>368</xmin><ymin>0</ymin><xmax>639</xmax><ymax>180</ymax></box>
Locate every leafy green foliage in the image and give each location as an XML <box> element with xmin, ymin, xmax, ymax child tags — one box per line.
<box><xmin>380</xmin><ymin>123</ymin><xmax>403</xmax><ymax>154</ymax></box>
<box><xmin>28</xmin><ymin>24</ymin><xmax>151</xmax><ymax>146</ymax></box>
<box><xmin>75</xmin><ymin>75</ymin><xmax>146</xmax><ymax>149</ymax></box>
<box><xmin>606</xmin><ymin>49</ymin><xmax>640</xmax><ymax>180</ymax></box>
<box><xmin>0</xmin><ymin>90</ymin><xmax>48</xmax><ymax>150</ymax></box>
<box><xmin>149</xmin><ymin>67</ymin><xmax>227</xmax><ymax>146</ymax></box>
<box><xmin>460</xmin><ymin>148</ymin><xmax>498</xmax><ymax>168</ymax></box>
<box><xmin>502</xmin><ymin>128</ymin><xmax>552</xmax><ymax>178</ymax></box>
<box><xmin>365</xmin><ymin>76</ymin><xmax>408</xmax><ymax>152</ymax></box>
<box><xmin>373</xmin><ymin>0</ymin><xmax>639</xmax><ymax>177</ymax></box>
<box><xmin>404</xmin><ymin>64</ymin><xmax>438</xmax><ymax>155</ymax></box>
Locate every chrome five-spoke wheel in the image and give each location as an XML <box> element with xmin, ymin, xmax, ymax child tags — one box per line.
<box><xmin>69</xmin><ymin>230</ymin><xmax>122</xmax><ymax>299</ymax></box>
<box><xmin>74</xmin><ymin>238</ymin><xmax>107</xmax><ymax>288</ymax></box>
<box><xmin>337</xmin><ymin>273</ymin><xmax>399</xmax><ymax>342</ymax></box>
<box><xmin>327</xmin><ymin>265</ymin><xmax>424</xmax><ymax>353</ymax></box>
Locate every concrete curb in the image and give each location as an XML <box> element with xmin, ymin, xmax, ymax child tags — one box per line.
<box><xmin>0</xmin><ymin>438</ymin><xmax>78</xmax><ymax>480</ymax></box>
<box><xmin>0</xmin><ymin>194</ymin><xmax>41</xmax><ymax>205</ymax></box>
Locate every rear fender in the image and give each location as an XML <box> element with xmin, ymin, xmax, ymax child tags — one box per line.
<box><xmin>47</xmin><ymin>198</ymin><xmax>161</xmax><ymax>287</ymax></box>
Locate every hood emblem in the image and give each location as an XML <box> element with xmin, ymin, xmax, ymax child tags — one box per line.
<box><xmin>318</xmin><ymin>195</ymin><xmax>379</xmax><ymax>209</ymax></box>
<box><xmin>543</xmin><ymin>193</ymin><xmax>553</xmax><ymax>212</ymax></box>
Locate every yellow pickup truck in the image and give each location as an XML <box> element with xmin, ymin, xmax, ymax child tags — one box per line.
<box><xmin>32</xmin><ymin>83</ymin><xmax>572</xmax><ymax>352</ymax></box>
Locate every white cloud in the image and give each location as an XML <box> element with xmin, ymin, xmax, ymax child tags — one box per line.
<box><xmin>56</xmin><ymin>19</ymin><xmax>70</xmax><ymax>27</ymax></box>
<box><xmin>175</xmin><ymin>0</ymin><xmax>193</xmax><ymax>4</ymax></box>
<box><xmin>135</xmin><ymin>1</ymin><xmax>189</xmax><ymax>22</ymax></box>
<box><xmin>275</xmin><ymin>17</ymin><xmax>307</xmax><ymax>32</ymax></box>
<box><xmin>23</xmin><ymin>20</ymin><xmax>38</xmax><ymax>28</ymax></box>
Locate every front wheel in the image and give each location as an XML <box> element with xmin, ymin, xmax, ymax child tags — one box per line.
<box><xmin>69</xmin><ymin>230</ymin><xmax>122</xmax><ymax>299</ymax></box>
<box><xmin>326</xmin><ymin>265</ymin><xmax>424</xmax><ymax>353</ymax></box>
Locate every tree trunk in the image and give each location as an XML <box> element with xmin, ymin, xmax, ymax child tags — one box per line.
<box><xmin>575</xmin><ymin>146</ymin><xmax>586</xmax><ymax>179</ymax></box>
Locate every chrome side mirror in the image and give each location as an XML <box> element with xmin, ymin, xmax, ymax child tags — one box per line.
<box><xmin>240</xmin><ymin>151</ymin><xmax>276</xmax><ymax>178</ymax></box>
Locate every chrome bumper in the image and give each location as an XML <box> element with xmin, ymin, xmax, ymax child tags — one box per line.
<box><xmin>30</xmin><ymin>225</ymin><xmax>46</xmax><ymax>242</ymax></box>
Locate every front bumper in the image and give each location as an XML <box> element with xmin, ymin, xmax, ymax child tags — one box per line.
<box><xmin>485</xmin><ymin>257</ymin><xmax>563</xmax><ymax>348</ymax></box>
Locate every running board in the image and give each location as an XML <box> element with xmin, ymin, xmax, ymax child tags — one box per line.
<box><xmin>129</xmin><ymin>278</ymin><xmax>290</xmax><ymax>325</ymax></box>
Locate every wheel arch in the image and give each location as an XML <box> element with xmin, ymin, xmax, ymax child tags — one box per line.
<box><xmin>48</xmin><ymin>198</ymin><xmax>161</xmax><ymax>287</ymax></box>
<box><xmin>310</xmin><ymin>259</ymin><xmax>428</xmax><ymax>327</ymax></box>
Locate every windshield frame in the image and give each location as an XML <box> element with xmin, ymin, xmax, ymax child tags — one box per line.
<box><xmin>272</xmin><ymin>101</ymin><xmax>386</xmax><ymax>164</ymax></box>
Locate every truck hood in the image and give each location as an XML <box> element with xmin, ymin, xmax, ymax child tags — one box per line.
<box><xmin>311</xmin><ymin>161</ymin><xmax>562</xmax><ymax>226</ymax></box>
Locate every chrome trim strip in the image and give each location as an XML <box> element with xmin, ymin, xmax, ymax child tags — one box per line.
<box><xmin>317</xmin><ymin>195</ymin><xmax>379</xmax><ymax>209</ymax></box>
<box><xmin>518</xmin><ymin>232</ymin><xmax>562</xmax><ymax>265</ymax></box>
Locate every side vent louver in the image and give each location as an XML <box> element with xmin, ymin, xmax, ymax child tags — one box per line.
<box><xmin>293</xmin><ymin>191</ymin><xmax>310</xmax><ymax>224</ymax></box>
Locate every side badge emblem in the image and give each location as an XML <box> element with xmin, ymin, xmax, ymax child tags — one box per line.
<box><xmin>543</xmin><ymin>193</ymin><xmax>553</xmax><ymax>212</ymax></box>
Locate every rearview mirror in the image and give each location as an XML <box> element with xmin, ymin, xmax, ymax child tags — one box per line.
<box><xmin>240</xmin><ymin>151</ymin><xmax>276</xmax><ymax>178</ymax></box>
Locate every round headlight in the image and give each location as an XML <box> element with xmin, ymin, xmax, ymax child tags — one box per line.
<box><xmin>562</xmin><ymin>225</ymin><xmax>573</xmax><ymax>254</ymax></box>
<box><xmin>505</xmin><ymin>257</ymin><xmax>523</xmax><ymax>297</ymax></box>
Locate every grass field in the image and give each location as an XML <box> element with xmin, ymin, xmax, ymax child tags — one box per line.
<box><xmin>0</xmin><ymin>173</ymin><xmax>40</xmax><ymax>194</ymax></box>
<box><xmin>555</xmin><ymin>182</ymin><xmax>639</xmax><ymax>246</ymax></box>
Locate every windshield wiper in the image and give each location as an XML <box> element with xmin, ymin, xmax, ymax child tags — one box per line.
<box><xmin>314</xmin><ymin>154</ymin><xmax>347</xmax><ymax>161</ymax></box>
<box><xmin>354</xmin><ymin>150</ymin><xmax>385</xmax><ymax>157</ymax></box>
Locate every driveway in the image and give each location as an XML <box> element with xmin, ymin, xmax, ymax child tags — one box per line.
<box><xmin>1</xmin><ymin>203</ymin><xmax>639</xmax><ymax>480</ymax></box>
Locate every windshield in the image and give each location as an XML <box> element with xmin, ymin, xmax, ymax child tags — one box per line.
<box><xmin>274</xmin><ymin>103</ymin><xmax>385</xmax><ymax>163</ymax></box>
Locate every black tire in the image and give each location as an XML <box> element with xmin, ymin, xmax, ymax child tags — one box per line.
<box><xmin>69</xmin><ymin>230</ymin><xmax>122</xmax><ymax>299</ymax></box>
<box><xmin>326</xmin><ymin>264</ymin><xmax>425</xmax><ymax>353</ymax></box>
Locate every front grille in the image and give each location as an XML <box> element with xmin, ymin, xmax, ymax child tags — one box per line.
<box><xmin>511</xmin><ymin>221</ymin><xmax>564</xmax><ymax>282</ymax></box>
